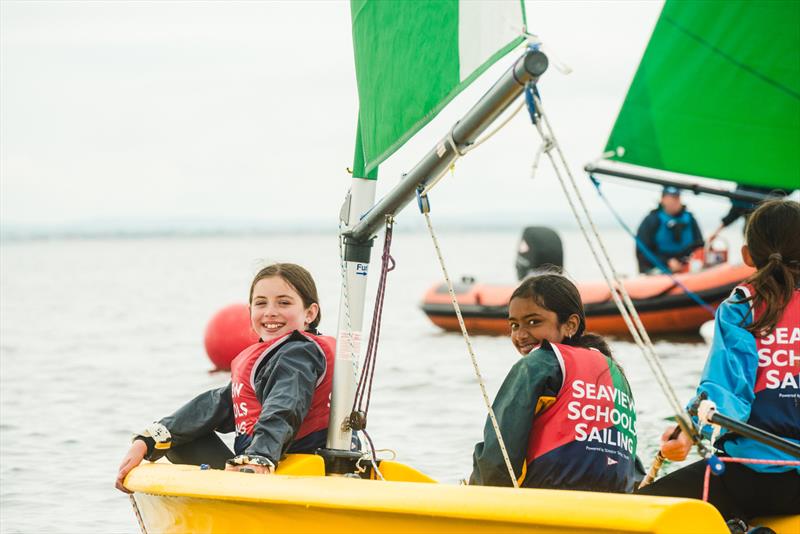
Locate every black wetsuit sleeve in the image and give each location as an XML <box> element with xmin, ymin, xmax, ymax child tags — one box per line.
<box><xmin>246</xmin><ymin>336</ymin><xmax>325</xmax><ymax>464</ymax></box>
<box><xmin>636</xmin><ymin>211</ymin><xmax>660</xmax><ymax>273</ymax></box>
<box><xmin>469</xmin><ymin>348</ymin><xmax>563</xmax><ymax>487</ymax></box>
<box><xmin>721</xmin><ymin>205</ymin><xmax>746</xmax><ymax>228</ymax></box>
<box><xmin>141</xmin><ymin>383</ymin><xmax>235</xmax><ymax>461</ymax></box>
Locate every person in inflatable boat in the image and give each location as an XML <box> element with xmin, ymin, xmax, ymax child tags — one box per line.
<box><xmin>636</xmin><ymin>186</ymin><xmax>704</xmax><ymax>274</ymax></box>
<box><xmin>470</xmin><ymin>273</ymin><xmax>641</xmax><ymax>492</ymax></box>
<box><xmin>116</xmin><ymin>263</ymin><xmax>335</xmax><ymax>491</ymax></box>
<box><xmin>639</xmin><ymin>199</ymin><xmax>800</xmax><ymax>523</ymax></box>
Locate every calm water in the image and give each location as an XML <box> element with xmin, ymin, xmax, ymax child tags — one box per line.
<box><xmin>0</xmin><ymin>229</ymin><xmax>730</xmax><ymax>533</ymax></box>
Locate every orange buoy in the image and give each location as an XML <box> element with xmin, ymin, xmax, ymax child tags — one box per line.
<box><xmin>204</xmin><ymin>303</ymin><xmax>259</xmax><ymax>371</ymax></box>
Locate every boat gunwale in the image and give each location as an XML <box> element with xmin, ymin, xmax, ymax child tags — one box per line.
<box><xmin>127</xmin><ymin>464</ymin><xmax>726</xmax><ymax>531</ymax></box>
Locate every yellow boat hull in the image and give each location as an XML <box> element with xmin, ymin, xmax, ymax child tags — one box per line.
<box><xmin>124</xmin><ymin>455</ymin><xmax>793</xmax><ymax>534</ymax></box>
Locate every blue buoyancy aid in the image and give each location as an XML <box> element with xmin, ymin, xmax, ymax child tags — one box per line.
<box><xmin>733</xmin><ymin>286</ymin><xmax>799</xmax><ymax>440</ymax></box>
<box><xmin>654</xmin><ymin>208</ymin><xmax>695</xmax><ymax>256</ymax></box>
<box><xmin>699</xmin><ymin>286</ymin><xmax>800</xmax><ymax>473</ymax></box>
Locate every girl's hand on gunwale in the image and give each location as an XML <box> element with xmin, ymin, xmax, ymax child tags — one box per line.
<box><xmin>116</xmin><ymin>439</ymin><xmax>148</xmax><ymax>493</ymax></box>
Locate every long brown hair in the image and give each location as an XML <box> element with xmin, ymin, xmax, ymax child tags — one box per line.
<box><xmin>510</xmin><ymin>272</ymin><xmax>614</xmax><ymax>359</ymax></box>
<box><xmin>741</xmin><ymin>199</ymin><xmax>800</xmax><ymax>335</ymax></box>
<box><xmin>249</xmin><ymin>263</ymin><xmax>322</xmax><ymax>331</ymax></box>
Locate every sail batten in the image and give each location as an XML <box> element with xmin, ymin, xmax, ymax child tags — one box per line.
<box><xmin>604</xmin><ymin>0</ymin><xmax>800</xmax><ymax>190</ymax></box>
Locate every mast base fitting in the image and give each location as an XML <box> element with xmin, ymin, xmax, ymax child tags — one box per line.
<box><xmin>342</xmin><ymin>236</ymin><xmax>374</xmax><ymax>263</ymax></box>
<box><xmin>316</xmin><ymin>448</ymin><xmax>364</xmax><ymax>476</ymax></box>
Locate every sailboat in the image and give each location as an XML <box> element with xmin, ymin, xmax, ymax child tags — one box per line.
<box><xmin>421</xmin><ymin>0</ymin><xmax>799</xmax><ymax>339</ymax></box>
<box><xmin>123</xmin><ymin>2</ymin><xmax>797</xmax><ymax>532</ymax></box>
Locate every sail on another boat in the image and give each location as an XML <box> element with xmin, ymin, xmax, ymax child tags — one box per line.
<box><xmin>593</xmin><ymin>0</ymin><xmax>800</xmax><ymax>190</ymax></box>
<box><xmin>423</xmin><ymin>1</ymin><xmax>800</xmax><ymax>338</ymax></box>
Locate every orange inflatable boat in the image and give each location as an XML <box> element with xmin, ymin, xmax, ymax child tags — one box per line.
<box><xmin>421</xmin><ymin>263</ymin><xmax>754</xmax><ymax>337</ymax></box>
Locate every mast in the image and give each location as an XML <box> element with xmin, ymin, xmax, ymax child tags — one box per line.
<box><xmin>326</xmin><ymin>177</ymin><xmax>376</xmax><ymax>454</ymax></box>
<box><xmin>347</xmin><ymin>49</ymin><xmax>549</xmax><ymax>243</ymax></box>
<box><xmin>323</xmin><ymin>47</ymin><xmax>548</xmax><ymax>470</ymax></box>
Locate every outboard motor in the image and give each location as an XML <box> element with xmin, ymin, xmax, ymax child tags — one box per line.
<box><xmin>515</xmin><ymin>226</ymin><xmax>563</xmax><ymax>280</ymax></box>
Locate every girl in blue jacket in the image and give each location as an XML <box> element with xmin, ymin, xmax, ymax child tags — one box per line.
<box><xmin>639</xmin><ymin>199</ymin><xmax>800</xmax><ymax>523</ymax></box>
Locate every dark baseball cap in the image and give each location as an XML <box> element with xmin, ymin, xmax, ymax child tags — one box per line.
<box><xmin>662</xmin><ymin>185</ymin><xmax>681</xmax><ymax>196</ymax></box>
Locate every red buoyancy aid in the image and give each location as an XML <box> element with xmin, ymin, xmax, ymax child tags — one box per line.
<box><xmin>525</xmin><ymin>342</ymin><xmax>637</xmax><ymax>492</ymax></box>
<box><xmin>229</xmin><ymin>331</ymin><xmax>336</xmax><ymax>442</ymax></box>
<box><xmin>737</xmin><ymin>285</ymin><xmax>800</xmax><ymax>440</ymax></box>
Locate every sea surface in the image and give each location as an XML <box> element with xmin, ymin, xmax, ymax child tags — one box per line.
<box><xmin>0</xmin><ymin>228</ymin><xmax>741</xmax><ymax>533</ymax></box>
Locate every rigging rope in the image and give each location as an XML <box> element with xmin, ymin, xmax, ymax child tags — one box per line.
<box><xmin>420</xmin><ymin>101</ymin><xmax>526</xmax><ymax>197</ymax></box>
<box><xmin>402</xmin><ymin>71</ymin><xmax>709</xmax><ymax>486</ymax></box>
<box><xmin>528</xmin><ymin>91</ymin><xmax>706</xmax><ymax>452</ymax></box>
<box><xmin>129</xmin><ymin>495</ymin><xmax>148</xmax><ymax>534</ymax></box>
<box><xmin>703</xmin><ymin>457</ymin><xmax>800</xmax><ymax>502</ymax></box>
<box><xmin>349</xmin><ymin>218</ymin><xmax>395</xmax><ymax>481</ymax></box>
<box><xmin>419</xmin><ymin>192</ymin><xmax>520</xmax><ymax>488</ymax></box>
<box><xmin>360</xmin><ymin>429</ymin><xmax>385</xmax><ymax>480</ymax></box>
<box><xmin>352</xmin><ymin>217</ymin><xmax>395</xmax><ymax>418</ymax></box>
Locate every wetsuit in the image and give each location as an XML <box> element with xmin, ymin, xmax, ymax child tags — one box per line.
<box><xmin>636</xmin><ymin>205</ymin><xmax>703</xmax><ymax>273</ymax></box>
<box><xmin>638</xmin><ymin>287</ymin><xmax>800</xmax><ymax>520</ymax></box>
<box><xmin>470</xmin><ymin>341</ymin><xmax>639</xmax><ymax>492</ymax></box>
<box><xmin>135</xmin><ymin>330</ymin><xmax>333</xmax><ymax>468</ymax></box>
<box><xmin>720</xmin><ymin>185</ymin><xmax>795</xmax><ymax>231</ymax></box>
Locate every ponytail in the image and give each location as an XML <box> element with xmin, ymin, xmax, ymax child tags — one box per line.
<box><xmin>566</xmin><ymin>332</ymin><xmax>612</xmax><ymax>357</ymax></box>
<box><xmin>564</xmin><ymin>331</ymin><xmax>626</xmax><ymax>377</ymax></box>
<box><xmin>744</xmin><ymin>254</ymin><xmax>799</xmax><ymax>336</ymax></box>
<box><xmin>741</xmin><ymin>200</ymin><xmax>800</xmax><ymax>336</ymax></box>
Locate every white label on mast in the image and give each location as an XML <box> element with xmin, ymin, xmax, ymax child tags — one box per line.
<box><xmin>337</xmin><ymin>331</ymin><xmax>362</xmax><ymax>361</ymax></box>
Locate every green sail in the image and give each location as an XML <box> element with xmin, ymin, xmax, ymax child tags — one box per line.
<box><xmin>605</xmin><ymin>0</ymin><xmax>800</xmax><ymax>190</ymax></box>
<box><xmin>350</xmin><ymin>0</ymin><xmax>526</xmax><ymax>178</ymax></box>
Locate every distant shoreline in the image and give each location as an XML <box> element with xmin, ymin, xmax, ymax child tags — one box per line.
<box><xmin>1</xmin><ymin>216</ymin><xmax>619</xmax><ymax>243</ymax></box>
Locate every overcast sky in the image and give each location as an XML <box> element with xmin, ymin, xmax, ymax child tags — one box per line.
<box><xmin>3</xmin><ymin>0</ymin><xmax>742</xmax><ymax>233</ymax></box>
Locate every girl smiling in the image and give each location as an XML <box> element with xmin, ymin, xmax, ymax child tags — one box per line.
<box><xmin>116</xmin><ymin>263</ymin><xmax>335</xmax><ymax>491</ymax></box>
<box><xmin>470</xmin><ymin>273</ymin><xmax>638</xmax><ymax>492</ymax></box>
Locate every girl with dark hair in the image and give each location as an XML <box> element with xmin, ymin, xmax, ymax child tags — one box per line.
<box><xmin>639</xmin><ymin>199</ymin><xmax>800</xmax><ymax>524</ymax></box>
<box><xmin>116</xmin><ymin>263</ymin><xmax>335</xmax><ymax>491</ymax></box>
<box><xmin>470</xmin><ymin>273</ymin><xmax>639</xmax><ymax>492</ymax></box>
